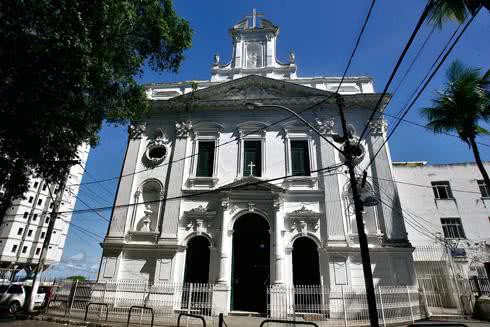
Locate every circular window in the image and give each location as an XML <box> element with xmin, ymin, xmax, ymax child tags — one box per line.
<box><xmin>148</xmin><ymin>146</ymin><xmax>166</xmax><ymax>160</ymax></box>
<box><xmin>143</xmin><ymin>143</ymin><xmax>167</xmax><ymax>167</ymax></box>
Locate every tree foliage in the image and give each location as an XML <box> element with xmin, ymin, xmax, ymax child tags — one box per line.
<box><xmin>0</xmin><ymin>0</ymin><xmax>192</xmax><ymax>215</ymax></box>
<box><xmin>422</xmin><ymin>60</ymin><xmax>490</xmax><ymax>186</ymax></box>
<box><xmin>427</xmin><ymin>0</ymin><xmax>490</xmax><ymax>28</ymax></box>
<box><xmin>66</xmin><ymin>275</ymin><xmax>87</xmax><ymax>281</ymax></box>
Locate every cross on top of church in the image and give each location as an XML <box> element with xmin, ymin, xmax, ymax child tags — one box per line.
<box><xmin>245</xmin><ymin>8</ymin><xmax>264</xmax><ymax>29</ymax></box>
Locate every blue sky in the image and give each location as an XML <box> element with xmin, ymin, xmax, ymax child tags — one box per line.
<box><xmin>48</xmin><ymin>0</ymin><xmax>490</xmax><ymax>279</ymax></box>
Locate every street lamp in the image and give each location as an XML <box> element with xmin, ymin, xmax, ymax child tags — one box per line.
<box><xmin>247</xmin><ymin>99</ymin><xmax>380</xmax><ymax>326</ymax></box>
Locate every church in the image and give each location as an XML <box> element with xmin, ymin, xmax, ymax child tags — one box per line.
<box><xmin>98</xmin><ymin>11</ymin><xmax>416</xmax><ymax>314</ymax></box>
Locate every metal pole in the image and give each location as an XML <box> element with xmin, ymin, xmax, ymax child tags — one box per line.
<box><xmin>336</xmin><ymin>95</ymin><xmax>379</xmax><ymax>326</ymax></box>
<box><xmin>27</xmin><ymin>174</ymin><xmax>69</xmax><ymax>312</ymax></box>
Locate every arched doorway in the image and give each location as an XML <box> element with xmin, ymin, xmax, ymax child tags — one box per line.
<box><xmin>232</xmin><ymin>213</ymin><xmax>270</xmax><ymax>313</ymax></box>
<box><xmin>293</xmin><ymin>237</ymin><xmax>320</xmax><ymax>285</ymax></box>
<box><xmin>184</xmin><ymin>236</ymin><xmax>210</xmax><ymax>283</ymax></box>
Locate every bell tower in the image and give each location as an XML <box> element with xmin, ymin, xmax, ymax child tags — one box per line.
<box><xmin>211</xmin><ymin>9</ymin><xmax>297</xmax><ymax>81</ymax></box>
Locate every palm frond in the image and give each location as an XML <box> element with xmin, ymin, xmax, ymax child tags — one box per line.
<box><xmin>428</xmin><ymin>0</ymin><xmax>468</xmax><ymax>28</ymax></box>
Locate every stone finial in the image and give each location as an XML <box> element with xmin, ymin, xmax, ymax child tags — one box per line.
<box><xmin>175</xmin><ymin>121</ymin><xmax>192</xmax><ymax>138</ymax></box>
<box><xmin>315</xmin><ymin>118</ymin><xmax>335</xmax><ymax>135</ymax></box>
<box><xmin>289</xmin><ymin>50</ymin><xmax>295</xmax><ymax>64</ymax></box>
<box><xmin>214</xmin><ymin>53</ymin><xmax>220</xmax><ymax>65</ymax></box>
<box><xmin>369</xmin><ymin>119</ymin><xmax>388</xmax><ymax>136</ymax></box>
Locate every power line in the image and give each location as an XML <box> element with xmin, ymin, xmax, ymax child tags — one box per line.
<box><xmin>67</xmin><ymin>189</ymin><xmax>110</xmax><ymax>222</ymax></box>
<box><xmin>364</xmin><ymin>10</ymin><xmax>480</xmax><ymax>171</ymax></box>
<box><xmin>72</xmin><ymin>95</ymin><xmax>339</xmax><ymax>187</ymax></box>
<box><xmin>3</xmin><ymin>163</ymin><xmax>344</xmax><ymax>218</ymax></box>
<box><xmin>358</xmin><ymin>0</ymin><xmax>435</xmax><ymax>142</ymax></box>
<box><xmin>335</xmin><ymin>0</ymin><xmax>376</xmax><ymax>94</ymax></box>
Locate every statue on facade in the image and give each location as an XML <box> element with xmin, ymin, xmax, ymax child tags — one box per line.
<box><xmin>289</xmin><ymin>50</ymin><xmax>295</xmax><ymax>64</ymax></box>
<box><xmin>140</xmin><ymin>205</ymin><xmax>153</xmax><ymax>232</ymax></box>
<box><xmin>214</xmin><ymin>53</ymin><xmax>220</xmax><ymax>65</ymax></box>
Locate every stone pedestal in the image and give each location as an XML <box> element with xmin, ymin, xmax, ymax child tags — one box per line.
<box><xmin>212</xmin><ymin>284</ymin><xmax>231</xmax><ymax>315</ymax></box>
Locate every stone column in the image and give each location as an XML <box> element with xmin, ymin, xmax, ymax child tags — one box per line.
<box><xmin>216</xmin><ymin>198</ymin><xmax>232</xmax><ymax>285</ymax></box>
<box><xmin>367</xmin><ymin>119</ymin><xmax>407</xmax><ymax>240</ymax></box>
<box><xmin>273</xmin><ymin>198</ymin><xmax>285</xmax><ymax>285</ymax></box>
<box><xmin>213</xmin><ymin>198</ymin><xmax>232</xmax><ymax>315</ymax></box>
<box><xmin>160</xmin><ymin>121</ymin><xmax>191</xmax><ymax>240</ymax></box>
<box><xmin>107</xmin><ymin>123</ymin><xmax>145</xmax><ymax>238</ymax></box>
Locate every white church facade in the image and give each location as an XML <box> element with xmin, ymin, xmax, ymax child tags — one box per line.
<box><xmin>98</xmin><ymin>12</ymin><xmax>416</xmax><ymax>314</ymax></box>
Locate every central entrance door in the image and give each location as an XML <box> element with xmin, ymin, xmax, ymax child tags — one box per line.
<box><xmin>232</xmin><ymin>213</ymin><xmax>270</xmax><ymax>313</ymax></box>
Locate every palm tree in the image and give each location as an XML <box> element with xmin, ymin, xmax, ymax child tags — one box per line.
<box><xmin>427</xmin><ymin>0</ymin><xmax>489</xmax><ymax>28</ymax></box>
<box><xmin>422</xmin><ymin>60</ymin><xmax>490</xmax><ymax>188</ymax></box>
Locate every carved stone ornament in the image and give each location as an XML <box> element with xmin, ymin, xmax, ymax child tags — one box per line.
<box><xmin>315</xmin><ymin>118</ymin><xmax>335</xmax><ymax>135</ymax></box>
<box><xmin>287</xmin><ymin>206</ymin><xmax>321</xmax><ymax>234</ymax></box>
<box><xmin>186</xmin><ymin>218</ymin><xmax>211</xmax><ymax>235</ymax></box>
<box><xmin>175</xmin><ymin>121</ymin><xmax>193</xmax><ymax>138</ymax></box>
<box><xmin>369</xmin><ymin>119</ymin><xmax>388</xmax><ymax>136</ymax></box>
<box><xmin>183</xmin><ymin>205</ymin><xmax>217</xmax><ymax>220</ymax></box>
<box><xmin>289</xmin><ymin>50</ymin><xmax>295</xmax><ymax>63</ymax></box>
<box><xmin>248</xmin><ymin>202</ymin><xmax>256</xmax><ymax>212</ymax></box>
<box><xmin>221</xmin><ymin>199</ymin><xmax>229</xmax><ymax>210</ymax></box>
<box><xmin>128</xmin><ymin>123</ymin><xmax>146</xmax><ymax>139</ymax></box>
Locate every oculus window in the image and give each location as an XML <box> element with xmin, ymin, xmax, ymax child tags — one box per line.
<box><xmin>243</xmin><ymin>141</ymin><xmax>261</xmax><ymax>177</ymax></box>
<box><xmin>196</xmin><ymin>141</ymin><xmax>215</xmax><ymax>177</ymax></box>
<box><xmin>291</xmin><ymin>140</ymin><xmax>310</xmax><ymax>176</ymax></box>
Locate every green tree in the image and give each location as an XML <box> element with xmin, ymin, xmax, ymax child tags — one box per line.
<box><xmin>0</xmin><ymin>0</ymin><xmax>192</xmax><ymax>216</ymax></box>
<box><xmin>427</xmin><ymin>0</ymin><xmax>489</xmax><ymax>28</ymax></box>
<box><xmin>422</xmin><ymin>60</ymin><xmax>490</xmax><ymax>188</ymax></box>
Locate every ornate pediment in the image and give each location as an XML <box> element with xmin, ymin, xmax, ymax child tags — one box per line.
<box><xmin>220</xmin><ymin>176</ymin><xmax>285</xmax><ymax>193</ymax></box>
<box><xmin>171</xmin><ymin>75</ymin><xmax>333</xmax><ymax>102</ymax></box>
<box><xmin>183</xmin><ymin>205</ymin><xmax>217</xmax><ymax>219</ymax></box>
<box><xmin>287</xmin><ymin>206</ymin><xmax>321</xmax><ymax>234</ymax></box>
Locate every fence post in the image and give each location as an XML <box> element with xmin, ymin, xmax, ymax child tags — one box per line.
<box><xmin>67</xmin><ymin>280</ymin><xmax>78</xmax><ymax>318</ymax></box>
<box><xmin>407</xmin><ymin>286</ymin><xmax>414</xmax><ymax>323</ymax></box>
<box><xmin>187</xmin><ymin>283</ymin><xmax>193</xmax><ymax>314</ymax></box>
<box><xmin>378</xmin><ymin>286</ymin><xmax>386</xmax><ymax>327</ymax></box>
<box><xmin>341</xmin><ymin>285</ymin><xmax>347</xmax><ymax>327</ymax></box>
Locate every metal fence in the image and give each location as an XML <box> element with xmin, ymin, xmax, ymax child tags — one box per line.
<box><xmin>267</xmin><ymin>285</ymin><xmax>423</xmax><ymax>326</ymax></box>
<box><xmin>48</xmin><ymin>280</ymin><xmax>215</xmax><ymax>325</ymax></box>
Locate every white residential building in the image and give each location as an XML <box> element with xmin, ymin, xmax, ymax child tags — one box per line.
<box><xmin>99</xmin><ymin>12</ymin><xmax>415</xmax><ymax>315</ymax></box>
<box><xmin>0</xmin><ymin>143</ymin><xmax>90</xmax><ymax>271</ymax></box>
<box><xmin>393</xmin><ymin>161</ymin><xmax>490</xmax><ymax>279</ymax></box>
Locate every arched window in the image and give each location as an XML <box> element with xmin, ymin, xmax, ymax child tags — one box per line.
<box><xmin>292</xmin><ymin>237</ymin><xmax>320</xmax><ymax>285</ymax></box>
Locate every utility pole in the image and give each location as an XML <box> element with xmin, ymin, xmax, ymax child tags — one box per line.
<box><xmin>336</xmin><ymin>94</ymin><xmax>379</xmax><ymax>326</ymax></box>
<box><xmin>26</xmin><ymin>174</ymin><xmax>68</xmax><ymax>312</ymax></box>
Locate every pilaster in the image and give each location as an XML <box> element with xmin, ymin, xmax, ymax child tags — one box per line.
<box><xmin>160</xmin><ymin>121</ymin><xmax>191</xmax><ymax>239</ymax></box>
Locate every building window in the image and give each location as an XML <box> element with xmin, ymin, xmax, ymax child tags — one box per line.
<box><xmin>478</xmin><ymin>180</ymin><xmax>489</xmax><ymax>198</ymax></box>
<box><xmin>195</xmin><ymin>141</ymin><xmax>215</xmax><ymax>177</ymax></box>
<box><xmin>17</xmin><ymin>228</ymin><xmax>23</xmax><ymax>235</ymax></box>
<box><xmin>33</xmin><ymin>181</ymin><xmax>39</xmax><ymax>188</ymax></box>
<box><xmin>11</xmin><ymin>245</ymin><xmax>18</xmax><ymax>252</ymax></box>
<box><xmin>291</xmin><ymin>140</ymin><xmax>311</xmax><ymax>176</ymax></box>
<box><xmin>42</xmin><ymin>184</ymin><xmax>47</xmax><ymax>191</ymax></box>
<box><xmin>37</xmin><ymin>199</ymin><xmax>42</xmax><ymax>206</ymax></box>
<box><xmin>28</xmin><ymin>196</ymin><xmax>34</xmax><ymax>203</ymax></box>
<box><xmin>35</xmin><ymin>248</ymin><xmax>41</xmax><ymax>255</ymax></box>
<box><xmin>243</xmin><ymin>141</ymin><xmax>261</xmax><ymax>177</ymax></box>
<box><xmin>432</xmin><ymin>181</ymin><xmax>454</xmax><ymax>199</ymax></box>
<box><xmin>23</xmin><ymin>212</ymin><xmax>28</xmax><ymax>218</ymax></box>
<box><xmin>45</xmin><ymin>217</ymin><xmax>50</xmax><ymax>224</ymax></box>
<box><xmin>22</xmin><ymin>246</ymin><xmax>28</xmax><ymax>254</ymax></box>
<box><xmin>27</xmin><ymin>229</ymin><xmax>33</xmax><ymax>237</ymax></box>
<box><xmin>33</xmin><ymin>214</ymin><xmax>38</xmax><ymax>221</ymax></box>
<box><xmin>41</xmin><ymin>232</ymin><xmax>45</xmax><ymax>239</ymax></box>
<box><xmin>441</xmin><ymin>218</ymin><xmax>466</xmax><ymax>239</ymax></box>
